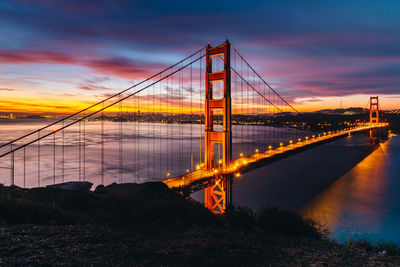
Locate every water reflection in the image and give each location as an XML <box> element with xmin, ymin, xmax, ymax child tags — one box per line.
<box><xmin>300</xmin><ymin>135</ymin><xmax>400</xmax><ymax>244</ymax></box>
<box><xmin>0</xmin><ymin>121</ymin><xmax>310</xmax><ymax>188</ymax></box>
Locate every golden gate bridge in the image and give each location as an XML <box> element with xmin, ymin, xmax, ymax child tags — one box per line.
<box><xmin>0</xmin><ymin>41</ymin><xmax>388</xmax><ymax>213</ymax></box>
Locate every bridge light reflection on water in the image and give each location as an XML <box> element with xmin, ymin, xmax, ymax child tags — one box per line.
<box><xmin>300</xmin><ymin>134</ymin><xmax>399</xmax><ymax>244</ymax></box>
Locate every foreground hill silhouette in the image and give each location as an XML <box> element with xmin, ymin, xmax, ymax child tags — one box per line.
<box><xmin>0</xmin><ymin>182</ymin><xmax>398</xmax><ymax>265</ymax></box>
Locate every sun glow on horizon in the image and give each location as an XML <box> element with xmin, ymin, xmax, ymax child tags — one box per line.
<box><xmin>1</xmin><ymin>92</ymin><xmax>399</xmax><ymax>114</ymax></box>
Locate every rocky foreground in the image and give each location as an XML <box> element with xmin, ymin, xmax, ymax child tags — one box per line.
<box><xmin>0</xmin><ymin>182</ymin><xmax>398</xmax><ymax>266</ymax></box>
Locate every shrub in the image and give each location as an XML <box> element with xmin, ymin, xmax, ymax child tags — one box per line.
<box><xmin>376</xmin><ymin>240</ymin><xmax>400</xmax><ymax>256</ymax></box>
<box><xmin>345</xmin><ymin>238</ymin><xmax>400</xmax><ymax>256</ymax></box>
<box><xmin>224</xmin><ymin>205</ymin><xmax>255</xmax><ymax>229</ymax></box>
<box><xmin>256</xmin><ymin>207</ymin><xmax>323</xmax><ymax>238</ymax></box>
<box><xmin>346</xmin><ymin>238</ymin><xmax>374</xmax><ymax>252</ymax></box>
<box><xmin>0</xmin><ymin>183</ymin><xmax>219</xmax><ymax>227</ymax></box>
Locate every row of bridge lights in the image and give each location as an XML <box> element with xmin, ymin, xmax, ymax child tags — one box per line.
<box><xmin>165</xmin><ymin>124</ymin><xmax>380</xmax><ymax>178</ymax></box>
<box><xmin>208</xmin><ymin>130</ymin><xmax>334</xmax><ymax>178</ymax></box>
<box><xmin>232</xmin><ymin>129</ymin><xmax>352</xmax><ymax>177</ymax></box>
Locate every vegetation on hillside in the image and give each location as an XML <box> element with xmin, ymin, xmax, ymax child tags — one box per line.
<box><xmin>0</xmin><ymin>182</ymin><xmax>398</xmax><ymax>265</ymax></box>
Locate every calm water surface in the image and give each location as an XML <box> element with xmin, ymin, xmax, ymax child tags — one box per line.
<box><xmin>300</xmin><ymin>134</ymin><xmax>400</xmax><ymax>244</ymax></box>
<box><xmin>0</xmin><ymin>120</ymin><xmax>306</xmax><ymax>187</ymax></box>
<box><xmin>227</xmin><ymin>133</ymin><xmax>400</xmax><ymax>244</ymax></box>
<box><xmin>1</xmin><ymin>121</ymin><xmax>399</xmax><ymax>244</ymax></box>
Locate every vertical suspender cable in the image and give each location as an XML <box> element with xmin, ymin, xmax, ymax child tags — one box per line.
<box><xmin>119</xmin><ymin>96</ymin><xmax>122</xmax><ymax>183</ymax></box>
<box><xmin>101</xmin><ymin>102</ymin><xmax>104</xmax><ymax>185</ymax></box>
<box><xmin>137</xmin><ymin>90</ymin><xmax>140</xmax><ymax>182</ymax></box>
<box><xmin>152</xmin><ymin>81</ymin><xmax>155</xmax><ymax>180</ymax></box>
<box><xmin>241</xmin><ymin>58</ymin><xmax>243</xmax><ymax>155</ymax></box>
<box><xmin>83</xmin><ymin>112</ymin><xmax>86</xmax><ymax>181</ymax></box>
<box><xmin>62</xmin><ymin>120</ymin><xmax>64</xmax><ymax>182</ymax></box>
<box><xmin>132</xmin><ymin>91</ymin><xmax>136</xmax><ymax>182</ymax></box>
<box><xmin>167</xmin><ymin>74</ymin><xmax>170</xmax><ymax>177</ymax></box>
<box><xmin>190</xmin><ymin>57</ymin><xmax>193</xmax><ymax>171</ymax></box>
<box><xmin>79</xmin><ymin>119</ymin><xmax>81</xmax><ymax>181</ymax></box>
<box><xmin>200</xmin><ymin>54</ymin><xmax>203</xmax><ymax>168</ymax></box>
<box><xmin>246</xmin><ymin>62</ymin><xmax>249</xmax><ymax>156</ymax></box>
<box><xmin>38</xmin><ymin>131</ymin><xmax>40</xmax><ymax>187</ymax></box>
<box><xmin>159</xmin><ymin>74</ymin><xmax>162</xmax><ymax>179</ymax></box>
<box><xmin>23</xmin><ymin>147</ymin><xmax>26</xmax><ymax>188</ymax></box>
<box><xmin>10</xmin><ymin>144</ymin><xmax>14</xmax><ymax>186</ymax></box>
<box><xmin>167</xmin><ymin>74</ymin><xmax>169</xmax><ymax>177</ymax></box>
<box><xmin>180</xmin><ymin>62</ymin><xmax>183</xmax><ymax>175</ymax></box>
<box><xmin>147</xmin><ymin>83</ymin><xmax>150</xmax><ymax>180</ymax></box>
<box><xmin>53</xmin><ymin>132</ymin><xmax>56</xmax><ymax>184</ymax></box>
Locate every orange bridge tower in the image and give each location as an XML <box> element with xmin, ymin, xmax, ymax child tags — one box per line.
<box><xmin>369</xmin><ymin>96</ymin><xmax>379</xmax><ymax>142</ymax></box>
<box><xmin>204</xmin><ymin>41</ymin><xmax>233</xmax><ymax>214</ymax></box>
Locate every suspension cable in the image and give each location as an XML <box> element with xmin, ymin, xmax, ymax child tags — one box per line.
<box><xmin>231</xmin><ymin>45</ymin><xmax>298</xmax><ymax>113</ymax></box>
<box><xmin>231</xmin><ymin>66</ymin><xmax>284</xmax><ymax>113</ymax></box>
<box><xmin>1</xmin><ymin>53</ymin><xmax>206</xmax><ymax>158</ymax></box>
<box><xmin>0</xmin><ymin>46</ymin><xmax>208</xmax><ymax>149</ymax></box>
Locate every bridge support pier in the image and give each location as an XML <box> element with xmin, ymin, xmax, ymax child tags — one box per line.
<box><xmin>205</xmin><ymin>174</ymin><xmax>232</xmax><ymax>213</ymax></box>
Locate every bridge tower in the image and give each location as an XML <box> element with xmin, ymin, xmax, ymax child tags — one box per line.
<box><xmin>369</xmin><ymin>96</ymin><xmax>379</xmax><ymax>142</ymax></box>
<box><xmin>204</xmin><ymin>41</ymin><xmax>233</xmax><ymax>214</ymax></box>
<box><xmin>370</xmin><ymin>96</ymin><xmax>379</xmax><ymax>124</ymax></box>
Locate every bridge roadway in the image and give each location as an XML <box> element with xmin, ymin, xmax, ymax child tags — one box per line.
<box><xmin>163</xmin><ymin>123</ymin><xmax>388</xmax><ymax>194</ymax></box>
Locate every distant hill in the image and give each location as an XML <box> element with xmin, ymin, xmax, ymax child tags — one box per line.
<box><xmin>312</xmin><ymin>108</ymin><xmax>400</xmax><ymax>115</ymax></box>
<box><xmin>314</xmin><ymin>107</ymin><xmax>367</xmax><ymax>115</ymax></box>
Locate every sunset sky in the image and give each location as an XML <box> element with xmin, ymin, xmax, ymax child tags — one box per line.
<box><xmin>0</xmin><ymin>0</ymin><xmax>399</xmax><ymax>113</ymax></box>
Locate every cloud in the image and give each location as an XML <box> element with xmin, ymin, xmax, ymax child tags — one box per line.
<box><xmin>85</xmin><ymin>58</ymin><xmax>157</xmax><ymax>79</ymax></box>
<box><xmin>0</xmin><ymin>88</ymin><xmax>17</xmax><ymax>91</ymax></box>
<box><xmin>0</xmin><ymin>49</ymin><xmax>76</xmax><ymax>64</ymax></box>
<box><xmin>83</xmin><ymin>76</ymin><xmax>110</xmax><ymax>84</ymax></box>
<box><xmin>384</xmin><ymin>96</ymin><xmax>400</xmax><ymax>99</ymax></box>
<box><xmin>63</xmin><ymin>93</ymin><xmax>80</xmax><ymax>97</ymax></box>
<box><xmin>79</xmin><ymin>85</ymin><xmax>112</xmax><ymax>91</ymax></box>
<box><xmin>294</xmin><ymin>97</ymin><xmax>324</xmax><ymax>104</ymax></box>
<box><xmin>0</xmin><ymin>49</ymin><xmax>164</xmax><ymax>79</ymax></box>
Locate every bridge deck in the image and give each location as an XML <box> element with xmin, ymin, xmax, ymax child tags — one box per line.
<box><xmin>163</xmin><ymin>124</ymin><xmax>388</xmax><ymax>193</ymax></box>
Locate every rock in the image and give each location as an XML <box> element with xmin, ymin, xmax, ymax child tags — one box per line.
<box><xmin>94</xmin><ymin>182</ymin><xmax>174</xmax><ymax>200</ymax></box>
<box><xmin>94</xmin><ymin>184</ymin><xmax>105</xmax><ymax>192</ymax></box>
<box><xmin>46</xmin><ymin>182</ymin><xmax>93</xmax><ymax>191</ymax></box>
